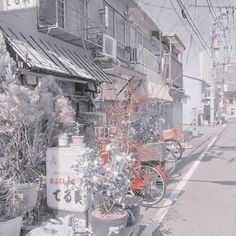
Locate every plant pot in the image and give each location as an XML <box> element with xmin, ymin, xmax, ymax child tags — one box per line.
<box><xmin>126</xmin><ymin>205</ymin><xmax>140</xmax><ymax>227</ymax></box>
<box><xmin>58</xmin><ymin>135</ymin><xmax>69</xmax><ymax>147</ymax></box>
<box><xmin>0</xmin><ymin>216</ymin><xmax>22</xmax><ymax>236</ymax></box>
<box><xmin>16</xmin><ymin>183</ymin><xmax>39</xmax><ymax>211</ymax></box>
<box><xmin>90</xmin><ymin>208</ymin><xmax>128</xmax><ymax>236</ymax></box>
<box><xmin>71</xmin><ymin>135</ymin><xmax>84</xmax><ymax>145</ymax></box>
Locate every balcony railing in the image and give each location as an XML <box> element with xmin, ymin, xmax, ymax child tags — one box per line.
<box><xmin>164</xmin><ymin>54</ymin><xmax>183</xmax><ymax>89</ymax></box>
<box><xmin>130</xmin><ymin>45</ymin><xmax>160</xmax><ymax>72</ymax></box>
<box><xmin>38</xmin><ymin>0</ymin><xmax>104</xmax><ymax>49</ymax></box>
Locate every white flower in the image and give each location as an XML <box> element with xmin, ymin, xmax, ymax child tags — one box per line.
<box><xmin>126</xmin><ymin>155</ymin><xmax>132</xmax><ymax>161</ymax></box>
<box><xmin>106</xmin><ymin>144</ymin><xmax>112</xmax><ymax>152</ymax></box>
<box><xmin>78</xmin><ymin>173</ymin><xmax>84</xmax><ymax>178</ymax></box>
<box><xmin>92</xmin><ymin>176</ymin><xmax>98</xmax><ymax>182</ymax></box>
<box><xmin>83</xmin><ymin>162</ymin><xmax>89</xmax><ymax>167</ymax></box>
<box><xmin>115</xmin><ymin>155</ymin><xmax>122</xmax><ymax>161</ymax></box>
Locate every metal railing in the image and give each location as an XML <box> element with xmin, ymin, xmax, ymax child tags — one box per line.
<box><xmin>164</xmin><ymin>54</ymin><xmax>183</xmax><ymax>89</ymax></box>
<box><xmin>38</xmin><ymin>0</ymin><xmax>104</xmax><ymax>45</ymax></box>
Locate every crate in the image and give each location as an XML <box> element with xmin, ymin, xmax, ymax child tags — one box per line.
<box><xmin>162</xmin><ymin>128</ymin><xmax>181</xmax><ymax>140</ymax></box>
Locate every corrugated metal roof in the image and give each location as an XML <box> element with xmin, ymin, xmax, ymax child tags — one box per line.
<box><xmin>0</xmin><ymin>14</ymin><xmax>112</xmax><ymax>84</ymax></box>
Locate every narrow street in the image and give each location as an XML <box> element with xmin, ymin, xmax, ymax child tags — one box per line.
<box><xmin>142</xmin><ymin>120</ymin><xmax>236</xmax><ymax>236</ymax></box>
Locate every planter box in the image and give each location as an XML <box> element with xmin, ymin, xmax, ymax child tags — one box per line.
<box><xmin>16</xmin><ymin>183</ymin><xmax>39</xmax><ymax>211</ymax></box>
<box><xmin>0</xmin><ymin>216</ymin><xmax>22</xmax><ymax>236</ymax></box>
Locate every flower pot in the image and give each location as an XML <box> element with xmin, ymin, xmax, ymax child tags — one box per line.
<box><xmin>0</xmin><ymin>216</ymin><xmax>22</xmax><ymax>236</ymax></box>
<box><xmin>71</xmin><ymin>135</ymin><xmax>84</xmax><ymax>145</ymax></box>
<box><xmin>58</xmin><ymin>135</ymin><xmax>69</xmax><ymax>147</ymax></box>
<box><xmin>90</xmin><ymin>208</ymin><xmax>128</xmax><ymax>236</ymax></box>
<box><xmin>16</xmin><ymin>183</ymin><xmax>39</xmax><ymax>211</ymax></box>
<box><xmin>25</xmin><ymin>223</ymin><xmax>74</xmax><ymax>236</ymax></box>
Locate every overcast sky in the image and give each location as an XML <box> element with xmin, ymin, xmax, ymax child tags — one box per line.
<box><xmin>138</xmin><ymin>0</ymin><xmax>236</xmax><ymax>78</ymax></box>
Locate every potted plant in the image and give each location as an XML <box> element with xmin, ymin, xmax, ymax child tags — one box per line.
<box><xmin>58</xmin><ymin>132</ymin><xmax>69</xmax><ymax>147</ymax></box>
<box><xmin>71</xmin><ymin>122</ymin><xmax>85</xmax><ymax>146</ymax></box>
<box><xmin>0</xmin><ymin>178</ymin><xmax>26</xmax><ymax>236</ymax></box>
<box><xmin>0</xmin><ymin>76</ymin><xmax>75</xmax><ymax>210</ymax></box>
<box><xmin>73</xmin><ymin>149</ymin><xmax>132</xmax><ymax>236</ymax></box>
<box><xmin>0</xmin><ymin>35</ymin><xmax>75</xmax><ymax>223</ymax></box>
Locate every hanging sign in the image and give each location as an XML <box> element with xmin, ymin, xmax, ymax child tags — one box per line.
<box><xmin>1</xmin><ymin>0</ymin><xmax>37</xmax><ymax>11</ymax></box>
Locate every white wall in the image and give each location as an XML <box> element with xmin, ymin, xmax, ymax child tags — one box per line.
<box><xmin>183</xmin><ymin>78</ymin><xmax>202</xmax><ymax>124</ymax></box>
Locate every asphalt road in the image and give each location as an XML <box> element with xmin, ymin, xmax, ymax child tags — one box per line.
<box><xmin>151</xmin><ymin>121</ymin><xmax>236</xmax><ymax>236</ymax></box>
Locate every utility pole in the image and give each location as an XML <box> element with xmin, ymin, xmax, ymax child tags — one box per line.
<box><xmin>210</xmin><ymin>13</ymin><xmax>226</xmax><ymax>126</ymax></box>
<box><xmin>210</xmin><ymin>25</ymin><xmax>217</xmax><ymax>126</ymax></box>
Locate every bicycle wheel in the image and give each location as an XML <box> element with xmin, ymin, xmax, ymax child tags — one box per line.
<box><xmin>165</xmin><ymin>139</ymin><xmax>183</xmax><ymax>161</ymax></box>
<box><xmin>130</xmin><ymin>164</ymin><xmax>166</xmax><ymax>206</ymax></box>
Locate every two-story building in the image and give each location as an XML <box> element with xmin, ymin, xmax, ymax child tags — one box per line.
<box><xmin>0</xmin><ymin>0</ymin><xmax>185</xmax><ymax>131</ymax></box>
<box><xmin>0</xmin><ymin>0</ymin><xmax>112</xmax><ymax>116</ymax></box>
<box><xmin>87</xmin><ymin>0</ymin><xmax>185</xmax><ymax>130</ymax></box>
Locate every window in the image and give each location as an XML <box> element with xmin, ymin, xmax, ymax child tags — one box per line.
<box><xmin>137</xmin><ymin>30</ymin><xmax>142</xmax><ymax>45</ymax></box>
<box><xmin>105</xmin><ymin>5</ymin><xmax>115</xmax><ymax>37</ymax></box>
<box><xmin>130</xmin><ymin>25</ymin><xmax>136</xmax><ymax>46</ymax></box>
<box><xmin>229</xmin><ymin>96</ymin><xmax>233</xmax><ymax>104</ymax></box>
<box><xmin>143</xmin><ymin>35</ymin><xmax>148</xmax><ymax>49</ymax></box>
<box><xmin>57</xmin><ymin>0</ymin><xmax>65</xmax><ymax>28</ymax></box>
<box><xmin>75</xmin><ymin>83</ymin><xmax>85</xmax><ymax>96</ymax></box>
<box><xmin>231</xmin><ymin>108</ymin><xmax>235</xmax><ymax>115</ymax></box>
<box><xmin>115</xmin><ymin>13</ymin><xmax>126</xmax><ymax>45</ymax></box>
<box><xmin>103</xmin><ymin>3</ymin><xmax>127</xmax><ymax>45</ymax></box>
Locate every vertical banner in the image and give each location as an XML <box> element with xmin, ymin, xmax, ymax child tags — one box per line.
<box><xmin>192</xmin><ymin>108</ymin><xmax>199</xmax><ymax>137</ymax></box>
<box><xmin>46</xmin><ymin>147</ymin><xmax>90</xmax><ymax>212</ymax></box>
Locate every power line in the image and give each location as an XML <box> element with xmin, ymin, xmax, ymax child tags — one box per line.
<box><xmin>142</xmin><ymin>3</ymin><xmax>174</xmax><ymax>10</ymax></box>
<box><xmin>156</xmin><ymin>0</ymin><xmax>167</xmax><ymax>21</ymax></box>
<box><xmin>168</xmin><ymin>0</ymin><xmax>210</xmax><ymax>58</ymax></box>
<box><xmin>189</xmin><ymin>4</ymin><xmax>236</xmax><ymax>9</ymax></box>
<box><xmin>185</xmin><ymin>0</ymin><xmax>197</xmax><ymax>64</ymax></box>
<box><xmin>175</xmin><ymin>0</ymin><xmax>211</xmax><ymax>52</ymax></box>
<box><xmin>206</xmin><ymin>0</ymin><xmax>218</xmax><ymax>21</ymax></box>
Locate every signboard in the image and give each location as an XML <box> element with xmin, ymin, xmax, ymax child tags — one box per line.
<box><xmin>192</xmin><ymin>108</ymin><xmax>199</xmax><ymax>137</ymax></box>
<box><xmin>46</xmin><ymin>147</ymin><xmax>90</xmax><ymax>212</ymax></box>
<box><xmin>1</xmin><ymin>0</ymin><xmax>37</xmax><ymax>11</ymax></box>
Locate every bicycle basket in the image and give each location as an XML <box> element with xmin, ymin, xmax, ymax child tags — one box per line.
<box><xmin>137</xmin><ymin>142</ymin><xmax>167</xmax><ymax>161</ymax></box>
<box><xmin>162</xmin><ymin>128</ymin><xmax>181</xmax><ymax>140</ymax></box>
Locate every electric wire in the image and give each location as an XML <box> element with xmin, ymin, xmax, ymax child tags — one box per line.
<box><xmin>168</xmin><ymin>0</ymin><xmax>210</xmax><ymax>56</ymax></box>
<box><xmin>156</xmin><ymin>0</ymin><xmax>167</xmax><ymax>21</ymax></box>
<box><xmin>185</xmin><ymin>0</ymin><xmax>197</xmax><ymax>64</ymax></box>
<box><xmin>174</xmin><ymin>0</ymin><xmax>211</xmax><ymax>53</ymax></box>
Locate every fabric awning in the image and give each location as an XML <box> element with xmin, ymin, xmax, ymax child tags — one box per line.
<box><xmin>0</xmin><ymin>14</ymin><xmax>112</xmax><ymax>84</ymax></box>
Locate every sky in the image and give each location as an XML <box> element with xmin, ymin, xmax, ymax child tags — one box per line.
<box><xmin>137</xmin><ymin>0</ymin><xmax>236</xmax><ymax>78</ymax></box>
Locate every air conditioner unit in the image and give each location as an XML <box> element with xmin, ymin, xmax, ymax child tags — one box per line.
<box><xmin>102</xmin><ymin>34</ymin><xmax>117</xmax><ymax>58</ymax></box>
<box><xmin>130</xmin><ymin>47</ymin><xmax>137</xmax><ymax>63</ymax></box>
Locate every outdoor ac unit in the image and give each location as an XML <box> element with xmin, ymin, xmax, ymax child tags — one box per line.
<box><xmin>102</xmin><ymin>34</ymin><xmax>117</xmax><ymax>58</ymax></box>
<box><xmin>130</xmin><ymin>47</ymin><xmax>138</xmax><ymax>63</ymax></box>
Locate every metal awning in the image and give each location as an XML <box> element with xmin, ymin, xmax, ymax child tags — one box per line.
<box><xmin>0</xmin><ymin>15</ymin><xmax>112</xmax><ymax>84</ymax></box>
